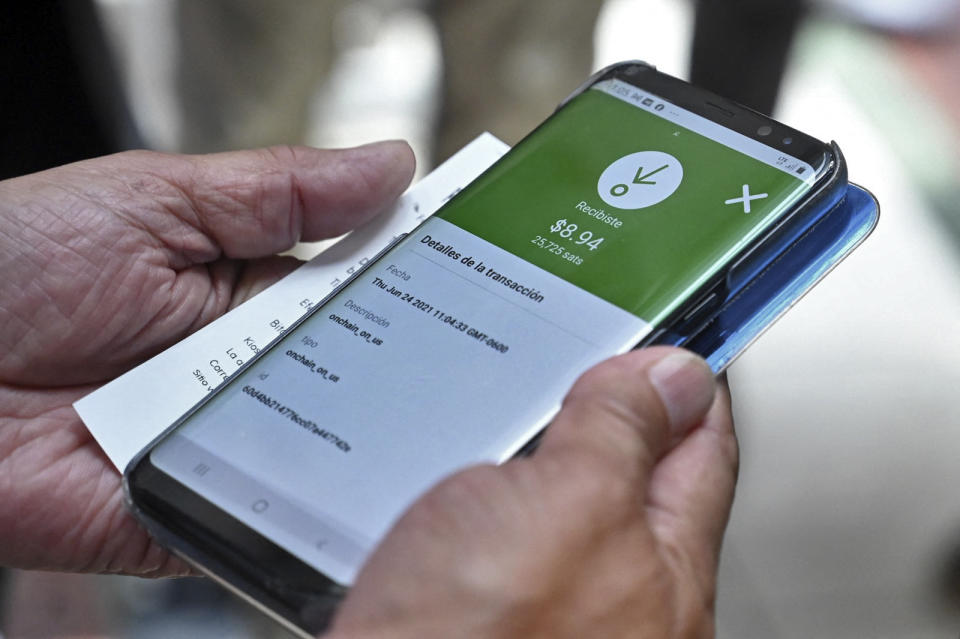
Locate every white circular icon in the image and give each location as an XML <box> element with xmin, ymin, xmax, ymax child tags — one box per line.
<box><xmin>597</xmin><ymin>151</ymin><xmax>683</xmax><ymax>210</ymax></box>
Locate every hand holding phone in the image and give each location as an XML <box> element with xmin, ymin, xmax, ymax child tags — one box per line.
<box><xmin>0</xmin><ymin>141</ymin><xmax>415</xmax><ymax>575</ymax></box>
<box><xmin>331</xmin><ymin>348</ymin><xmax>734</xmax><ymax>639</ymax></box>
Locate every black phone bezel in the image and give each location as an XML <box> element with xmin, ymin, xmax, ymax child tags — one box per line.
<box><xmin>584</xmin><ymin>61</ymin><xmax>832</xmax><ymax>176</ymax></box>
<box><xmin>127</xmin><ymin>460</ymin><xmax>344</xmax><ymax>636</ymax></box>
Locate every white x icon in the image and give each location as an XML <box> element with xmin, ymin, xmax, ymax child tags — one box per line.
<box><xmin>725</xmin><ymin>184</ymin><xmax>768</xmax><ymax>214</ymax></box>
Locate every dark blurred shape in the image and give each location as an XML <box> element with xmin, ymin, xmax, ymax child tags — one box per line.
<box><xmin>430</xmin><ymin>0</ymin><xmax>808</xmax><ymax>165</ymax></box>
<box><xmin>937</xmin><ymin>538</ymin><xmax>960</xmax><ymax>609</ymax></box>
<box><xmin>176</xmin><ymin>0</ymin><xmax>342</xmax><ymax>153</ymax></box>
<box><xmin>430</xmin><ymin>0</ymin><xmax>605</xmax><ymax>164</ymax></box>
<box><xmin>690</xmin><ymin>0</ymin><xmax>807</xmax><ymax>115</ymax></box>
<box><xmin>0</xmin><ymin>0</ymin><xmax>138</xmax><ymax>180</ymax></box>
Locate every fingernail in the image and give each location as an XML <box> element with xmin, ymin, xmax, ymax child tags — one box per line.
<box><xmin>648</xmin><ymin>351</ymin><xmax>716</xmax><ymax>434</ymax></box>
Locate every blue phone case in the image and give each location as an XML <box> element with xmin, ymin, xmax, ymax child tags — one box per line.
<box><xmin>679</xmin><ymin>183</ymin><xmax>878</xmax><ymax>372</ymax></box>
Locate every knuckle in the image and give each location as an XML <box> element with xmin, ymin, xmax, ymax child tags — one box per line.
<box><xmin>568</xmin><ymin>356</ymin><xmax>634</xmax><ymax>398</ymax></box>
<box><xmin>261</xmin><ymin>144</ymin><xmax>306</xmax><ymax>166</ymax></box>
<box><xmin>565</xmin><ymin>355</ymin><xmax>663</xmax><ymax>427</ymax></box>
<box><xmin>410</xmin><ymin>465</ymin><xmax>505</xmax><ymax>529</ymax></box>
<box><xmin>540</xmin><ymin>453</ymin><xmax>638</xmax><ymax>520</ymax></box>
<box><xmin>429</xmin><ymin>465</ymin><xmax>499</xmax><ymax>505</ymax></box>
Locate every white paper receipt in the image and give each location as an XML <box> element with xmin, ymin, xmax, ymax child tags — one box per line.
<box><xmin>74</xmin><ymin>133</ymin><xmax>509</xmax><ymax>471</ymax></box>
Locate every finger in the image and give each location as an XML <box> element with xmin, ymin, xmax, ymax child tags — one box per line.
<box><xmin>646</xmin><ymin>378</ymin><xmax>738</xmax><ymax>581</ymax></box>
<box><xmin>536</xmin><ymin>347</ymin><xmax>717</xmax><ymax>494</ymax></box>
<box><xmin>107</xmin><ymin>140</ymin><xmax>416</xmax><ymax>261</ymax></box>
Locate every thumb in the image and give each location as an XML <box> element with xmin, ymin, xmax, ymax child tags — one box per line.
<box><xmin>536</xmin><ymin>347</ymin><xmax>717</xmax><ymax>491</ymax></box>
<box><xmin>88</xmin><ymin>140</ymin><xmax>416</xmax><ymax>261</ymax></box>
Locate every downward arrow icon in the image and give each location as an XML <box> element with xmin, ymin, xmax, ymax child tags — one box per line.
<box><xmin>634</xmin><ymin>164</ymin><xmax>670</xmax><ymax>185</ymax></box>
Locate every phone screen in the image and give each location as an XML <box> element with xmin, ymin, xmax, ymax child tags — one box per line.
<box><xmin>145</xmin><ymin>77</ymin><xmax>826</xmax><ymax>585</ymax></box>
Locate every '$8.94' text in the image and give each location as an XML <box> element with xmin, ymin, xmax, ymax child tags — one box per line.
<box><xmin>549</xmin><ymin>219</ymin><xmax>605</xmax><ymax>250</ymax></box>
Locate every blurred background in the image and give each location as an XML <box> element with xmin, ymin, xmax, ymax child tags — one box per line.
<box><xmin>2</xmin><ymin>0</ymin><xmax>960</xmax><ymax>636</ymax></box>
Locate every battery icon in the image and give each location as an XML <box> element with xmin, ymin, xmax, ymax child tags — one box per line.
<box><xmin>796</xmin><ymin>167</ymin><xmax>806</xmax><ymax>175</ymax></box>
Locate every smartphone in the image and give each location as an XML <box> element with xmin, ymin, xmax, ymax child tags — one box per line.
<box><xmin>125</xmin><ymin>62</ymin><xmax>844</xmax><ymax>636</ymax></box>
